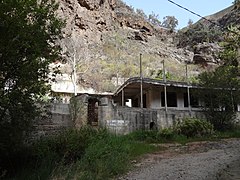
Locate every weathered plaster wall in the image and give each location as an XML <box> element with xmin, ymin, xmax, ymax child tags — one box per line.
<box><xmin>69</xmin><ymin>95</ymin><xmax>88</xmax><ymax>128</ymax></box>
<box><xmin>99</xmin><ymin>98</ymin><xmax>206</xmax><ymax>134</ymax></box>
<box><xmin>176</xmin><ymin>89</ymin><xmax>186</xmax><ymax>108</ymax></box>
<box><xmin>149</xmin><ymin>87</ymin><xmax>162</xmax><ymax>109</ymax></box>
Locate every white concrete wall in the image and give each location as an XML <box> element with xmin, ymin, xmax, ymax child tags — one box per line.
<box><xmin>149</xmin><ymin>87</ymin><xmax>162</xmax><ymax>109</ymax></box>
<box><xmin>176</xmin><ymin>89</ymin><xmax>186</xmax><ymax>109</ymax></box>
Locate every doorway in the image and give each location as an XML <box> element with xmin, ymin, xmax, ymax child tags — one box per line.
<box><xmin>87</xmin><ymin>98</ymin><xmax>99</xmax><ymax>126</ymax></box>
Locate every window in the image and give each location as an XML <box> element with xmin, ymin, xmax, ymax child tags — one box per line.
<box><xmin>184</xmin><ymin>93</ymin><xmax>199</xmax><ymax>108</ymax></box>
<box><xmin>161</xmin><ymin>92</ymin><xmax>177</xmax><ymax>107</ymax></box>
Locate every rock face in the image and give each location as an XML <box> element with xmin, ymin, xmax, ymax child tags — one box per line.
<box><xmin>57</xmin><ymin>0</ymin><xmax>116</xmax><ymax>40</ymax></box>
<box><xmin>193</xmin><ymin>43</ymin><xmax>222</xmax><ymax>65</ymax></box>
<box><xmin>57</xmin><ymin>0</ymin><xmax>158</xmax><ymax>43</ymax></box>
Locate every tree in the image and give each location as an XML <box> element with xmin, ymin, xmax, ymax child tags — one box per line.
<box><xmin>219</xmin><ymin>26</ymin><xmax>240</xmax><ymax>66</ymax></box>
<box><xmin>162</xmin><ymin>16</ymin><xmax>178</xmax><ymax>31</ymax></box>
<box><xmin>197</xmin><ymin>26</ymin><xmax>240</xmax><ymax>131</ymax></box>
<box><xmin>148</xmin><ymin>12</ymin><xmax>161</xmax><ymax>26</ymax></box>
<box><xmin>60</xmin><ymin>35</ymin><xmax>90</xmax><ymax>96</ymax></box>
<box><xmin>136</xmin><ymin>9</ymin><xmax>147</xmax><ymax>19</ymax></box>
<box><xmin>187</xmin><ymin>19</ymin><xmax>193</xmax><ymax>27</ymax></box>
<box><xmin>61</xmin><ymin>36</ymin><xmax>81</xmax><ymax>96</ymax></box>
<box><xmin>0</xmin><ymin>0</ymin><xmax>63</xmax><ymax>158</ymax></box>
<box><xmin>197</xmin><ymin>66</ymin><xmax>240</xmax><ymax>130</ymax></box>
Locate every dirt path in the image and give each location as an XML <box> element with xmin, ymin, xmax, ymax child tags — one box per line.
<box><xmin>120</xmin><ymin>139</ymin><xmax>240</xmax><ymax>180</ymax></box>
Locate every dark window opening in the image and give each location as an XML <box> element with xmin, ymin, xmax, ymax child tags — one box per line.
<box><xmin>132</xmin><ymin>98</ymin><xmax>138</xmax><ymax>107</ymax></box>
<box><xmin>161</xmin><ymin>92</ymin><xmax>177</xmax><ymax>107</ymax></box>
<box><xmin>184</xmin><ymin>93</ymin><xmax>199</xmax><ymax>108</ymax></box>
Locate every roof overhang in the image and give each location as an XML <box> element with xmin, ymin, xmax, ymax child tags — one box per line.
<box><xmin>114</xmin><ymin>77</ymin><xmax>199</xmax><ymax>98</ymax></box>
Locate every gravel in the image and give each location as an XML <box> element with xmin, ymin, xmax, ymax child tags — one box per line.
<box><xmin>119</xmin><ymin>139</ymin><xmax>240</xmax><ymax>180</ymax></box>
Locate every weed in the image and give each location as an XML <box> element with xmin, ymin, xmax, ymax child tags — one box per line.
<box><xmin>6</xmin><ymin>126</ymin><xmax>240</xmax><ymax>179</ymax></box>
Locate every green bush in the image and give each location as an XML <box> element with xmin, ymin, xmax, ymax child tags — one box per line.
<box><xmin>157</xmin><ymin>128</ymin><xmax>175</xmax><ymax>140</ymax></box>
<box><xmin>175</xmin><ymin>118</ymin><xmax>214</xmax><ymax>138</ymax></box>
<box><xmin>33</xmin><ymin>126</ymin><xmax>103</xmax><ymax>163</ymax></box>
<box><xmin>6</xmin><ymin>127</ymin><xmax>158</xmax><ymax>179</ymax></box>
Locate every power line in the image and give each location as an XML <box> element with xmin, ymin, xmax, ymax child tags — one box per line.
<box><xmin>167</xmin><ymin>0</ymin><xmax>239</xmax><ymax>35</ymax></box>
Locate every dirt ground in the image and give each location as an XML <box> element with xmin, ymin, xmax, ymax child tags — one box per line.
<box><xmin>119</xmin><ymin>139</ymin><xmax>240</xmax><ymax>180</ymax></box>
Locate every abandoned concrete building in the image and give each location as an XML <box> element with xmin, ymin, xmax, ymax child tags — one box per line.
<box><xmin>75</xmin><ymin>77</ymin><xmax>206</xmax><ymax>134</ymax></box>
<box><xmin>38</xmin><ymin>77</ymin><xmax>240</xmax><ymax>136</ymax></box>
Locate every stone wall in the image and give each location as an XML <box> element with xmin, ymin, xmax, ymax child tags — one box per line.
<box><xmin>69</xmin><ymin>95</ymin><xmax>89</xmax><ymax>128</ymax></box>
<box><xmin>32</xmin><ymin>103</ymin><xmax>73</xmax><ymax>138</ymax></box>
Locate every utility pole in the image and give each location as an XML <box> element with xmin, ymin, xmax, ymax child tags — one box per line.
<box><xmin>186</xmin><ymin>64</ymin><xmax>191</xmax><ymax>115</ymax></box>
<box><xmin>122</xmin><ymin>89</ymin><xmax>124</xmax><ymax>107</ymax></box>
<box><xmin>163</xmin><ymin>60</ymin><xmax>167</xmax><ymax>112</ymax></box>
<box><xmin>140</xmin><ymin>53</ymin><xmax>143</xmax><ymax>108</ymax></box>
<box><xmin>73</xmin><ymin>53</ymin><xmax>77</xmax><ymax>96</ymax></box>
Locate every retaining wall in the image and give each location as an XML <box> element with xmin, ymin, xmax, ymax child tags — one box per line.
<box><xmin>32</xmin><ymin>103</ymin><xmax>73</xmax><ymax>138</ymax></box>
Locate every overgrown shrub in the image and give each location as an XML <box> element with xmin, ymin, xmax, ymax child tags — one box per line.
<box><xmin>157</xmin><ymin>128</ymin><xmax>175</xmax><ymax>140</ymax></box>
<box><xmin>175</xmin><ymin>118</ymin><xmax>214</xmax><ymax>138</ymax></box>
<box><xmin>6</xmin><ymin>127</ymin><xmax>158</xmax><ymax>179</ymax></box>
<box><xmin>8</xmin><ymin>124</ymin><xmax>240</xmax><ymax>179</ymax></box>
<box><xmin>196</xmin><ymin>66</ymin><xmax>239</xmax><ymax>131</ymax></box>
<box><xmin>33</xmin><ymin>126</ymin><xmax>104</xmax><ymax>163</ymax></box>
<box><xmin>76</xmin><ymin>135</ymin><xmax>130</xmax><ymax>179</ymax></box>
<box><xmin>75</xmin><ymin>133</ymin><xmax>158</xmax><ymax>179</ymax></box>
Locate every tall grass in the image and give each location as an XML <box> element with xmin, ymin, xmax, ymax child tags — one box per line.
<box><xmin>4</xmin><ymin>125</ymin><xmax>240</xmax><ymax>179</ymax></box>
<box><xmin>4</xmin><ymin>127</ymin><xmax>158</xmax><ymax>180</ymax></box>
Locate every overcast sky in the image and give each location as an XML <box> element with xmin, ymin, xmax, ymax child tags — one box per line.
<box><xmin>122</xmin><ymin>0</ymin><xmax>233</xmax><ymax>29</ymax></box>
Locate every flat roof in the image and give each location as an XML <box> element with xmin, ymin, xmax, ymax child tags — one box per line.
<box><xmin>114</xmin><ymin>77</ymin><xmax>199</xmax><ymax>97</ymax></box>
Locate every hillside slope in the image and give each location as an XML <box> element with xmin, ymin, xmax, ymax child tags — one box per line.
<box><xmin>55</xmin><ymin>0</ymin><xmax>237</xmax><ymax>92</ymax></box>
<box><xmin>176</xmin><ymin>4</ymin><xmax>239</xmax><ymax>66</ymax></box>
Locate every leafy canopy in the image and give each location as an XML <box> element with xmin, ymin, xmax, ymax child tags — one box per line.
<box><xmin>0</xmin><ymin>0</ymin><xmax>63</xmax><ymax>156</ymax></box>
<box><xmin>161</xmin><ymin>16</ymin><xmax>178</xmax><ymax>31</ymax></box>
<box><xmin>197</xmin><ymin>26</ymin><xmax>240</xmax><ymax>131</ymax></box>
